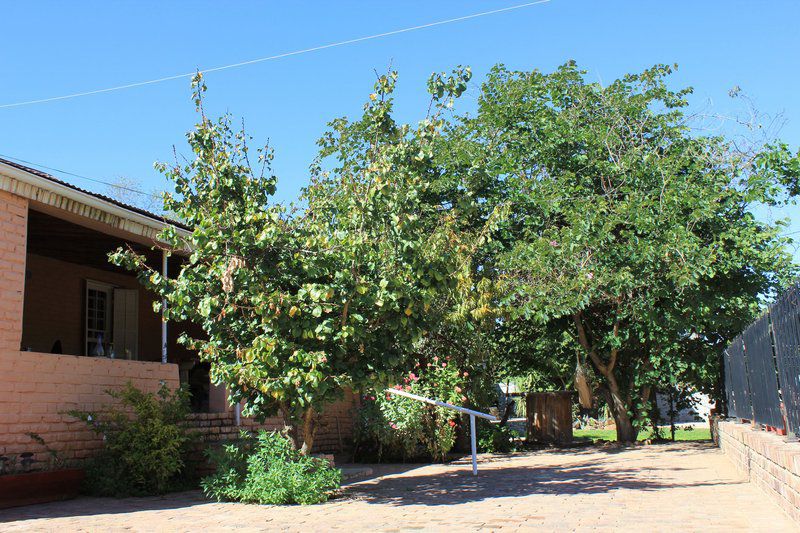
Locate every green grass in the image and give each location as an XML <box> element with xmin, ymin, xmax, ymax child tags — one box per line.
<box><xmin>574</xmin><ymin>426</ymin><xmax>711</xmax><ymax>443</ymax></box>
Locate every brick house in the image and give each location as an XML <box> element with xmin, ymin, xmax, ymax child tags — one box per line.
<box><xmin>0</xmin><ymin>157</ymin><xmax>355</xmax><ymax>464</ymax></box>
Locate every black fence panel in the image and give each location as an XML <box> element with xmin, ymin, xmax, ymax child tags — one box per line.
<box><xmin>742</xmin><ymin>314</ymin><xmax>783</xmax><ymax>428</ymax></box>
<box><xmin>725</xmin><ymin>336</ymin><xmax>753</xmax><ymax>420</ymax></box>
<box><xmin>771</xmin><ymin>286</ymin><xmax>800</xmax><ymax>435</ymax></box>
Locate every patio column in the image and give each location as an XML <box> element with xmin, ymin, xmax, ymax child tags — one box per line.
<box><xmin>161</xmin><ymin>250</ymin><xmax>168</xmax><ymax>364</ymax></box>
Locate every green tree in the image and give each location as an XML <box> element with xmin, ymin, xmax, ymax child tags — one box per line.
<box><xmin>111</xmin><ymin>69</ymin><xmax>471</xmax><ymax>453</ymax></box>
<box><xmin>437</xmin><ymin>62</ymin><xmax>798</xmax><ymax>442</ymax></box>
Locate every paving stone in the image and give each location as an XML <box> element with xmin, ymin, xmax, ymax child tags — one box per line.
<box><xmin>0</xmin><ymin>442</ymin><xmax>795</xmax><ymax>531</ymax></box>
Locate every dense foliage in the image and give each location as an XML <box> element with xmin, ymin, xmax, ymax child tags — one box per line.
<box><xmin>111</xmin><ymin>61</ymin><xmax>800</xmax><ymax>447</ymax></box>
<box><xmin>111</xmin><ymin>69</ymin><xmax>473</xmax><ymax>452</ymax></box>
<box><xmin>435</xmin><ymin>62</ymin><xmax>799</xmax><ymax>441</ymax></box>
<box><xmin>69</xmin><ymin>383</ymin><xmax>193</xmax><ymax>496</ymax></box>
<box><xmin>202</xmin><ymin>430</ymin><xmax>341</xmax><ymax>505</ymax></box>
<box><xmin>355</xmin><ymin>356</ymin><xmax>469</xmax><ymax>462</ymax></box>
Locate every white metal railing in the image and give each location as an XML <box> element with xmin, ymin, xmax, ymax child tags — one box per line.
<box><xmin>384</xmin><ymin>388</ymin><xmax>497</xmax><ymax>475</ymax></box>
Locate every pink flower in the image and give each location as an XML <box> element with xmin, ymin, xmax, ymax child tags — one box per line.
<box><xmin>586</xmin><ymin>272</ymin><xmax>594</xmax><ymax>280</ymax></box>
<box><xmin>448</xmin><ymin>420</ymin><xmax>456</xmax><ymax>428</ymax></box>
<box><xmin>433</xmin><ymin>356</ymin><xmax>439</xmax><ymax>362</ymax></box>
<box><xmin>409</xmin><ymin>372</ymin><xmax>418</xmax><ymax>381</ymax></box>
<box><xmin>463</xmin><ymin>371</ymin><xmax>469</xmax><ymax>378</ymax></box>
<box><xmin>320</xmin><ymin>355</ymin><xmax>327</xmax><ymax>363</ymax></box>
<box><xmin>404</xmin><ymin>385</ymin><xmax>411</xmax><ymax>391</ymax></box>
<box><xmin>393</xmin><ymin>384</ymin><xmax>402</xmax><ymax>390</ymax></box>
<box><xmin>461</xmin><ymin>395</ymin><xmax>468</xmax><ymax>402</ymax></box>
<box><xmin>550</xmin><ymin>240</ymin><xmax>558</xmax><ymax>247</ymax></box>
<box><xmin>455</xmin><ymin>386</ymin><xmax>462</xmax><ymax>393</ymax></box>
<box><xmin>427</xmin><ymin>363</ymin><xmax>432</xmax><ymax>367</ymax></box>
<box><xmin>442</xmin><ymin>363</ymin><xmax>447</xmax><ymax>368</ymax></box>
<box><xmin>390</xmin><ymin>423</ymin><xmax>398</xmax><ymax>430</ymax></box>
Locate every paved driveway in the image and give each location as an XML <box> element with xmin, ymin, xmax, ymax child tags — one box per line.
<box><xmin>1</xmin><ymin>442</ymin><xmax>794</xmax><ymax>532</ymax></box>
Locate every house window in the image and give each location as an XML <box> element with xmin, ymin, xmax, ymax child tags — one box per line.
<box><xmin>85</xmin><ymin>280</ymin><xmax>139</xmax><ymax>359</ymax></box>
<box><xmin>86</xmin><ymin>281</ymin><xmax>112</xmax><ymax>356</ymax></box>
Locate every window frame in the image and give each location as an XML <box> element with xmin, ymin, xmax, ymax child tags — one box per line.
<box><xmin>85</xmin><ymin>279</ymin><xmax>113</xmax><ymax>356</ymax></box>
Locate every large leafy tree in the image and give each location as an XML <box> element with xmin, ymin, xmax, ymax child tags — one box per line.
<box><xmin>436</xmin><ymin>62</ymin><xmax>799</xmax><ymax>441</ymax></box>
<box><xmin>111</xmin><ymin>69</ymin><xmax>471</xmax><ymax>453</ymax></box>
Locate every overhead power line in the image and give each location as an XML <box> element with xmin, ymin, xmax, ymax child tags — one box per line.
<box><xmin>0</xmin><ymin>1</ymin><xmax>552</xmax><ymax>109</ymax></box>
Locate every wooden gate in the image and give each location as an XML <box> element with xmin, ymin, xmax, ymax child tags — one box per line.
<box><xmin>526</xmin><ymin>391</ymin><xmax>573</xmax><ymax>443</ymax></box>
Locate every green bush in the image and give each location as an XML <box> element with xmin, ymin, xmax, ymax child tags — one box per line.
<box><xmin>477</xmin><ymin>422</ymin><xmax>520</xmax><ymax>453</ymax></box>
<box><xmin>354</xmin><ymin>357</ymin><xmax>469</xmax><ymax>463</ymax></box>
<box><xmin>202</xmin><ymin>430</ymin><xmax>342</xmax><ymax>505</ymax></box>
<box><xmin>69</xmin><ymin>382</ymin><xmax>193</xmax><ymax>496</ymax></box>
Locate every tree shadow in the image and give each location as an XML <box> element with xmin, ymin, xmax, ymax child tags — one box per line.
<box><xmin>0</xmin><ymin>491</ymin><xmax>211</xmax><ymax>523</ymax></box>
<box><xmin>345</xmin><ymin>453</ymin><xmax>737</xmax><ymax>507</ymax></box>
<box><xmin>2</xmin><ymin>442</ymin><xmax>731</xmax><ymax>521</ymax></box>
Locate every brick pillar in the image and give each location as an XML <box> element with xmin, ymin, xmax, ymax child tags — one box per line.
<box><xmin>0</xmin><ymin>190</ymin><xmax>28</xmax><ymax>351</ymax></box>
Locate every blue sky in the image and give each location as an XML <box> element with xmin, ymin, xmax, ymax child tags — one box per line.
<box><xmin>2</xmin><ymin>1</ymin><xmax>799</xmax><ymax>252</ymax></box>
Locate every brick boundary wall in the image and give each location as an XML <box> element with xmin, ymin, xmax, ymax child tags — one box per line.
<box><xmin>0</xmin><ymin>350</ymin><xmax>179</xmax><ymax>463</ymax></box>
<box><xmin>712</xmin><ymin>417</ymin><xmax>800</xmax><ymax>522</ymax></box>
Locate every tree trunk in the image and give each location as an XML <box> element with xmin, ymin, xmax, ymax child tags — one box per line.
<box><xmin>299</xmin><ymin>407</ymin><xmax>317</xmax><ymax>455</ymax></box>
<box><xmin>571</xmin><ymin>312</ymin><xmax>638</xmax><ymax>443</ymax></box>
<box><xmin>606</xmin><ymin>375</ymin><xmax>638</xmax><ymax>443</ymax></box>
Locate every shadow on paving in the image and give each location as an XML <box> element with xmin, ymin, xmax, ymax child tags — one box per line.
<box><xmin>0</xmin><ymin>491</ymin><xmax>211</xmax><ymax>523</ymax></box>
<box><xmin>346</xmin><ymin>456</ymin><xmax>738</xmax><ymax>506</ymax></box>
<box><xmin>2</xmin><ymin>443</ymin><xmax>731</xmax><ymax>521</ymax></box>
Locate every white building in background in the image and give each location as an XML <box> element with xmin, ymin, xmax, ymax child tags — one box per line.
<box><xmin>656</xmin><ymin>392</ymin><xmax>713</xmax><ymax>423</ymax></box>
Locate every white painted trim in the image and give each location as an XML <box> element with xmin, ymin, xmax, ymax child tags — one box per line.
<box><xmin>0</xmin><ymin>160</ymin><xmax>189</xmax><ymax>242</ymax></box>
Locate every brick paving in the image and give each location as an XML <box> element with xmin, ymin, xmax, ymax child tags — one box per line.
<box><xmin>1</xmin><ymin>442</ymin><xmax>795</xmax><ymax>532</ymax></box>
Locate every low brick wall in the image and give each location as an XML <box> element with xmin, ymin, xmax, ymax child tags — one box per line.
<box><xmin>186</xmin><ymin>389</ymin><xmax>358</xmax><ymax>458</ymax></box>
<box><xmin>1</xmin><ymin>349</ymin><xmax>357</xmax><ymax>472</ymax></box>
<box><xmin>713</xmin><ymin>418</ymin><xmax>800</xmax><ymax>522</ymax></box>
<box><xmin>0</xmin><ymin>350</ymin><xmax>179</xmax><ymax>462</ymax></box>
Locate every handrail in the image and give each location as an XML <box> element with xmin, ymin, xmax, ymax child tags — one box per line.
<box><xmin>385</xmin><ymin>388</ymin><xmax>497</xmax><ymax>475</ymax></box>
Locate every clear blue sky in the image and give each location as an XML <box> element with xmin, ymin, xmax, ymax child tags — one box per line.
<box><xmin>2</xmin><ymin>1</ymin><xmax>799</xmax><ymax>251</ymax></box>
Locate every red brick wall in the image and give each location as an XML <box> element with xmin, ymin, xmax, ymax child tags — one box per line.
<box><xmin>188</xmin><ymin>390</ymin><xmax>358</xmax><ymax>458</ymax></box>
<box><xmin>0</xmin><ymin>191</ymin><xmax>28</xmax><ymax>352</ymax></box>
<box><xmin>0</xmin><ymin>350</ymin><xmax>179</xmax><ymax>462</ymax></box>
<box><xmin>714</xmin><ymin>419</ymin><xmax>800</xmax><ymax>523</ymax></box>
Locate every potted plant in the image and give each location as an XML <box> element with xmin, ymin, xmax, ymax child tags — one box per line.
<box><xmin>0</xmin><ymin>433</ymin><xmax>85</xmax><ymax>509</ymax></box>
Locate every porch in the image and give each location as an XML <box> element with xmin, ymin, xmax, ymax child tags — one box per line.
<box><xmin>19</xmin><ymin>205</ymin><xmax>226</xmax><ymax>414</ymax></box>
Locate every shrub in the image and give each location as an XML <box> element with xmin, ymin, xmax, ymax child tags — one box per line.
<box><xmin>202</xmin><ymin>430</ymin><xmax>341</xmax><ymax>505</ymax></box>
<box><xmin>353</xmin><ymin>393</ymin><xmax>422</xmax><ymax>462</ymax></box>
<box><xmin>69</xmin><ymin>382</ymin><xmax>193</xmax><ymax>496</ymax></box>
<box><xmin>477</xmin><ymin>422</ymin><xmax>520</xmax><ymax>453</ymax></box>
<box><xmin>355</xmin><ymin>357</ymin><xmax>469</xmax><ymax>462</ymax></box>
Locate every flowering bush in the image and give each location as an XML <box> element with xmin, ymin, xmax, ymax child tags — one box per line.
<box><xmin>354</xmin><ymin>357</ymin><xmax>469</xmax><ymax>462</ymax></box>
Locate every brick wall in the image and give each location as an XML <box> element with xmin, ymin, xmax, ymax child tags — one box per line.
<box><xmin>0</xmin><ymin>190</ymin><xmax>28</xmax><ymax>352</ymax></box>
<box><xmin>186</xmin><ymin>389</ymin><xmax>358</xmax><ymax>462</ymax></box>
<box><xmin>0</xmin><ymin>349</ymin><xmax>179</xmax><ymax>462</ymax></box>
<box><xmin>714</xmin><ymin>418</ymin><xmax>800</xmax><ymax>522</ymax></box>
